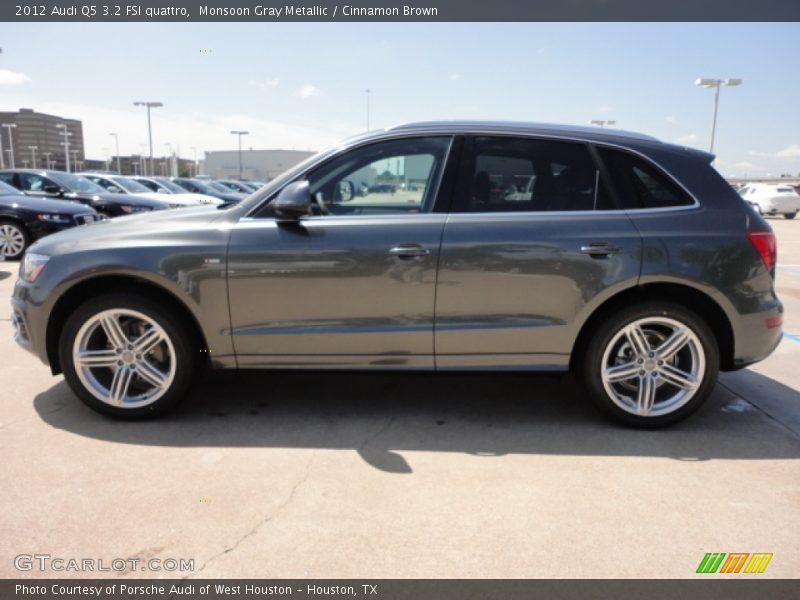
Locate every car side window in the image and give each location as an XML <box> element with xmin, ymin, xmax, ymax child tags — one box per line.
<box><xmin>453</xmin><ymin>136</ymin><xmax>613</xmax><ymax>213</ymax></box>
<box><xmin>19</xmin><ymin>173</ymin><xmax>52</xmax><ymax>192</ymax></box>
<box><xmin>0</xmin><ymin>172</ymin><xmax>16</xmax><ymax>187</ymax></box>
<box><xmin>598</xmin><ymin>147</ymin><xmax>693</xmax><ymax>209</ymax></box>
<box><xmin>302</xmin><ymin>136</ymin><xmax>452</xmax><ymax>216</ymax></box>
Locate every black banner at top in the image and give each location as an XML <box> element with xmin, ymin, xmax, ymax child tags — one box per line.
<box><xmin>3</xmin><ymin>0</ymin><xmax>800</xmax><ymax>22</ymax></box>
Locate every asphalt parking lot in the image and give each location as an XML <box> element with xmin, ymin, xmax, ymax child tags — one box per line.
<box><xmin>1</xmin><ymin>218</ymin><xmax>799</xmax><ymax>579</ymax></box>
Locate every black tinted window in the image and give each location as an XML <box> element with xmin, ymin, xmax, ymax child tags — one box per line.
<box><xmin>599</xmin><ymin>148</ymin><xmax>693</xmax><ymax>209</ymax></box>
<box><xmin>454</xmin><ymin>137</ymin><xmax>612</xmax><ymax>212</ymax></box>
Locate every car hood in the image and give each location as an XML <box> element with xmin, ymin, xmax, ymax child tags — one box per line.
<box><xmin>0</xmin><ymin>194</ymin><xmax>94</xmax><ymax>214</ymax></box>
<box><xmin>28</xmin><ymin>204</ymin><xmax>228</xmax><ymax>256</ymax></box>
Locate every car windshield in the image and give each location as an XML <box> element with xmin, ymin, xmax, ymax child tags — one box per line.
<box><xmin>0</xmin><ymin>180</ymin><xmax>23</xmax><ymax>195</ymax></box>
<box><xmin>178</xmin><ymin>179</ymin><xmax>216</xmax><ymax>194</ymax></box>
<box><xmin>207</xmin><ymin>181</ymin><xmax>233</xmax><ymax>193</ymax></box>
<box><xmin>111</xmin><ymin>176</ymin><xmax>152</xmax><ymax>193</ymax></box>
<box><xmin>49</xmin><ymin>172</ymin><xmax>106</xmax><ymax>194</ymax></box>
<box><xmin>153</xmin><ymin>178</ymin><xmax>187</xmax><ymax>193</ymax></box>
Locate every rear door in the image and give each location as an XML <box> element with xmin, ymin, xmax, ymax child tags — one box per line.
<box><xmin>434</xmin><ymin>135</ymin><xmax>642</xmax><ymax>370</ymax></box>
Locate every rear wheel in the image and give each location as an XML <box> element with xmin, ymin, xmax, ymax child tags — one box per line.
<box><xmin>581</xmin><ymin>302</ymin><xmax>719</xmax><ymax>428</ymax></box>
<box><xmin>784</xmin><ymin>212</ymin><xmax>797</xmax><ymax>220</ymax></box>
<box><xmin>59</xmin><ymin>293</ymin><xmax>200</xmax><ymax>419</ymax></box>
<box><xmin>0</xmin><ymin>220</ymin><xmax>30</xmax><ymax>260</ymax></box>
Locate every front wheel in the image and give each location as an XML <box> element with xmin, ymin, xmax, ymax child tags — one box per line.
<box><xmin>580</xmin><ymin>303</ymin><xmax>719</xmax><ymax>428</ymax></box>
<box><xmin>784</xmin><ymin>212</ymin><xmax>797</xmax><ymax>220</ymax></box>
<box><xmin>0</xmin><ymin>220</ymin><xmax>30</xmax><ymax>260</ymax></box>
<box><xmin>59</xmin><ymin>293</ymin><xmax>200</xmax><ymax>419</ymax></box>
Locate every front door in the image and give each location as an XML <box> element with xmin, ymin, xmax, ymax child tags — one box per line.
<box><xmin>227</xmin><ymin>135</ymin><xmax>455</xmax><ymax>369</ymax></box>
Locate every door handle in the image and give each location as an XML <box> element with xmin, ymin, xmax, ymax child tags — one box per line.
<box><xmin>580</xmin><ymin>242</ymin><xmax>621</xmax><ymax>256</ymax></box>
<box><xmin>388</xmin><ymin>244</ymin><xmax>430</xmax><ymax>258</ymax></box>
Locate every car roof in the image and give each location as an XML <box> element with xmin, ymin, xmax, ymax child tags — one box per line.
<box><xmin>386</xmin><ymin>120</ymin><xmax>660</xmax><ymax>142</ymax></box>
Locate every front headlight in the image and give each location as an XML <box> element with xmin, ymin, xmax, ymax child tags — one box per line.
<box><xmin>36</xmin><ymin>213</ymin><xmax>72</xmax><ymax>224</ymax></box>
<box><xmin>20</xmin><ymin>253</ymin><xmax>50</xmax><ymax>283</ymax></box>
<box><xmin>119</xmin><ymin>205</ymin><xmax>150</xmax><ymax>214</ymax></box>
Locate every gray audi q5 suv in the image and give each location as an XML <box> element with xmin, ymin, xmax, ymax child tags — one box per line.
<box><xmin>11</xmin><ymin>121</ymin><xmax>782</xmax><ymax>426</ymax></box>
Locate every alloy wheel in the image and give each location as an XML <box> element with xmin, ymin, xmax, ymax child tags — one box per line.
<box><xmin>0</xmin><ymin>224</ymin><xmax>25</xmax><ymax>258</ymax></box>
<box><xmin>600</xmin><ymin>317</ymin><xmax>705</xmax><ymax>417</ymax></box>
<box><xmin>72</xmin><ymin>308</ymin><xmax>177</xmax><ymax>408</ymax></box>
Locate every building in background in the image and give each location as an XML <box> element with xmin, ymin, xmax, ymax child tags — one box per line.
<box><xmin>0</xmin><ymin>108</ymin><xmax>85</xmax><ymax>171</ymax></box>
<box><xmin>203</xmin><ymin>149</ymin><xmax>315</xmax><ymax>180</ymax></box>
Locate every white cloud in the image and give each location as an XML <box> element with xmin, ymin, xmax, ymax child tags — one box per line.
<box><xmin>0</xmin><ymin>69</ymin><xmax>31</xmax><ymax>85</ymax></box>
<box><xmin>247</xmin><ymin>78</ymin><xmax>280</xmax><ymax>89</ymax></box>
<box><xmin>299</xmin><ymin>84</ymin><xmax>319</xmax><ymax>98</ymax></box>
<box><xmin>449</xmin><ymin>73</ymin><xmax>461</xmax><ymax>81</ymax></box>
<box><xmin>598</xmin><ymin>106</ymin><xmax>613</xmax><ymax>113</ymax></box>
<box><xmin>665</xmin><ymin>115</ymin><xmax>678</xmax><ymax>124</ymax></box>
<box><xmin>749</xmin><ymin>144</ymin><xmax>800</xmax><ymax>159</ymax></box>
<box><xmin>674</xmin><ymin>133</ymin><xmax>698</xmax><ymax>145</ymax></box>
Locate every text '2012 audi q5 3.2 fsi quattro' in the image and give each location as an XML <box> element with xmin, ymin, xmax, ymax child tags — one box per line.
<box><xmin>11</xmin><ymin>121</ymin><xmax>782</xmax><ymax>427</ymax></box>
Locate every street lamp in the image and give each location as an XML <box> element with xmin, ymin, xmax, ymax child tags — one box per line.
<box><xmin>1</xmin><ymin>123</ymin><xmax>17</xmax><ymax>168</ymax></box>
<box><xmin>109</xmin><ymin>132</ymin><xmax>121</xmax><ymax>173</ymax></box>
<box><xmin>364</xmin><ymin>88</ymin><xmax>372</xmax><ymax>130</ymax></box>
<box><xmin>589</xmin><ymin>119</ymin><xmax>616</xmax><ymax>128</ymax></box>
<box><xmin>71</xmin><ymin>150</ymin><xmax>79</xmax><ymax>172</ymax></box>
<box><xmin>230</xmin><ymin>130</ymin><xmax>249</xmax><ymax>179</ymax></box>
<box><xmin>42</xmin><ymin>152</ymin><xmax>52</xmax><ymax>169</ymax></box>
<box><xmin>56</xmin><ymin>123</ymin><xmax>71</xmax><ymax>172</ymax></box>
<box><xmin>28</xmin><ymin>146</ymin><xmax>38</xmax><ymax>169</ymax></box>
<box><xmin>190</xmin><ymin>146</ymin><xmax>197</xmax><ymax>177</ymax></box>
<box><xmin>133</xmin><ymin>101</ymin><xmax>163</xmax><ymax>176</ymax></box>
<box><xmin>695</xmin><ymin>78</ymin><xmax>742</xmax><ymax>153</ymax></box>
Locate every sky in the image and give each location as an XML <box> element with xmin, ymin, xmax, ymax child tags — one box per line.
<box><xmin>0</xmin><ymin>22</ymin><xmax>798</xmax><ymax>177</ymax></box>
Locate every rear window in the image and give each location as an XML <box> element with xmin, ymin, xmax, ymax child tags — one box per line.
<box><xmin>598</xmin><ymin>147</ymin><xmax>694</xmax><ymax>209</ymax></box>
<box><xmin>777</xmin><ymin>187</ymin><xmax>795</xmax><ymax>193</ymax></box>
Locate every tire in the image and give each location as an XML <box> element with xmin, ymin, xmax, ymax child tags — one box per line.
<box><xmin>580</xmin><ymin>302</ymin><xmax>719</xmax><ymax>428</ymax></box>
<box><xmin>59</xmin><ymin>293</ymin><xmax>200</xmax><ymax>419</ymax></box>
<box><xmin>784</xmin><ymin>212</ymin><xmax>797</xmax><ymax>220</ymax></box>
<box><xmin>0</xmin><ymin>219</ymin><xmax>30</xmax><ymax>260</ymax></box>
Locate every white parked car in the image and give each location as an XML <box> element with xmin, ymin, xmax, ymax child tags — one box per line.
<box><xmin>79</xmin><ymin>173</ymin><xmax>204</xmax><ymax>208</ymax></box>
<box><xmin>130</xmin><ymin>176</ymin><xmax>221</xmax><ymax>205</ymax></box>
<box><xmin>739</xmin><ymin>183</ymin><xmax>800</xmax><ymax>219</ymax></box>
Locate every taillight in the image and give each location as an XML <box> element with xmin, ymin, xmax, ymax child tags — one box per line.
<box><xmin>747</xmin><ymin>230</ymin><xmax>777</xmax><ymax>270</ymax></box>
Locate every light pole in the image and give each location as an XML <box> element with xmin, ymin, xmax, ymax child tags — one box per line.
<box><xmin>133</xmin><ymin>101</ymin><xmax>163</xmax><ymax>176</ymax></box>
<box><xmin>190</xmin><ymin>146</ymin><xmax>197</xmax><ymax>176</ymax></box>
<box><xmin>56</xmin><ymin>123</ymin><xmax>71</xmax><ymax>171</ymax></box>
<box><xmin>695</xmin><ymin>78</ymin><xmax>742</xmax><ymax>153</ymax></box>
<box><xmin>230</xmin><ymin>130</ymin><xmax>249</xmax><ymax>179</ymax></box>
<box><xmin>164</xmin><ymin>143</ymin><xmax>174</xmax><ymax>177</ymax></box>
<box><xmin>71</xmin><ymin>150</ymin><xmax>79</xmax><ymax>171</ymax></box>
<box><xmin>2</xmin><ymin>123</ymin><xmax>17</xmax><ymax>168</ymax></box>
<box><xmin>103</xmin><ymin>148</ymin><xmax>110</xmax><ymax>171</ymax></box>
<box><xmin>42</xmin><ymin>152</ymin><xmax>52</xmax><ymax>169</ymax></box>
<box><xmin>109</xmin><ymin>132</ymin><xmax>121</xmax><ymax>173</ymax></box>
<box><xmin>0</xmin><ymin>127</ymin><xmax>4</xmax><ymax>169</ymax></box>
<box><xmin>364</xmin><ymin>88</ymin><xmax>372</xmax><ymax>130</ymax></box>
<box><xmin>28</xmin><ymin>146</ymin><xmax>38</xmax><ymax>169</ymax></box>
<box><xmin>589</xmin><ymin>119</ymin><xmax>616</xmax><ymax>128</ymax></box>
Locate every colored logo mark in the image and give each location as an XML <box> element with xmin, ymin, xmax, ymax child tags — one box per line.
<box><xmin>697</xmin><ymin>552</ymin><xmax>773</xmax><ymax>574</ymax></box>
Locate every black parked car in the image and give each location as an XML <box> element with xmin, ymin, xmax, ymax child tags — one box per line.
<box><xmin>0</xmin><ymin>170</ymin><xmax>167</xmax><ymax>218</ymax></box>
<box><xmin>0</xmin><ymin>180</ymin><xmax>98</xmax><ymax>260</ymax></box>
<box><xmin>167</xmin><ymin>177</ymin><xmax>245</xmax><ymax>203</ymax></box>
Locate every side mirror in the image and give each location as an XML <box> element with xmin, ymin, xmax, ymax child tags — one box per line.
<box><xmin>43</xmin><ymin>185</ymin><xmax>62</xmax><ymax>196</ymax></box>
<box><xmin>272</xmin><ymin>181</ymin><xmax>311</xmax><ymax>221</ymax></box>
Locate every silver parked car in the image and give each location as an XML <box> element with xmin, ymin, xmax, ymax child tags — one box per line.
<box><xmin>11</xmin><ymin>121</ymin><xmax>783</xmax><ymax>426</ymax></box>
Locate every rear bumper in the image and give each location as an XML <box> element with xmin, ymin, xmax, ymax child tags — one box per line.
<box><xmin>727</xmin><ymin>299</ymin><xmax>784</xmax><ymax>370</ymax></box>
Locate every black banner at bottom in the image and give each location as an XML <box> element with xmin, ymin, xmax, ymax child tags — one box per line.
<box><xmin>3</xmin><ymin>579</ymin><xmax>798</xmax><ymax>600</ymax></box>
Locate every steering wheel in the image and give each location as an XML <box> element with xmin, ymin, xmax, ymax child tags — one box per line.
<box><xmin>311</xmin><ymin>191</ymin><xmax>330</xmax><ymax>216</ymax></box>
